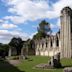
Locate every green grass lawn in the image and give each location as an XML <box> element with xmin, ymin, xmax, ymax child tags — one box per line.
<box><xmin>0</xmin><ymin>56</ymin><xmax>72</xmax><ymax>72</ymax></box>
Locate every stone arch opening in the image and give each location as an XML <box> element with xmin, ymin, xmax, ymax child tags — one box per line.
<box><xmin>56</xmin><ymin>37</ymin><xmax>59</xmax><ymax>47</ymax></box>
<box><xmin>51</xmin><ymin>39</ymin><xmax>53</xmax><ymax>47</ymax></box>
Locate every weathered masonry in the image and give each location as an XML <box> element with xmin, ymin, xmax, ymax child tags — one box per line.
<box><xmin>35</xmin><ymin>7</ymin><xmax>72</xmax><ymax>58</ymax></box>
<box><xmin>8</xmin><ymin>7</ymin><xmax>72</xmax><ymax>58</ymax></box>
<box><xmin>34</xmin><ymin>33</ymin><xmax>61</xmax><ymax>56</ymax></box>
<box><xmin>60</xmin><ymin>7</ymin><xmax>72</xmax><ymax>58</ymax></box>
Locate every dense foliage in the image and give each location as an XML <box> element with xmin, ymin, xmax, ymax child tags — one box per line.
<box><xmin>0</xmin><ymin>43</ymin><xmax>9</xmax><ymax>56</ymax></box>
<box><xmin>9</xmin><ymin>37</ymin><xmax>23</xmax><ymax>55</ymax></box>
<box><xmin>33</xmin><ymin>20</ymin><xmax>52</xmax><ymax>39</ymax></box>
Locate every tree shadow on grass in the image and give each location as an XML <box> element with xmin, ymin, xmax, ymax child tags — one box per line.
<box><xmin>62</xmin><ymin>65</ymin><xmax>72</xmax><ymax>68</ymax></box>
<box><xmin>0</xmin><ymin>60</ymin><xmax>25</xmax><ymax>72</ymax></box>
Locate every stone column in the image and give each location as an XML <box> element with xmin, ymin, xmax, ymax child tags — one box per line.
<box><xmin>60</xmin><ymin>7</ymin><xmax>72</xmax><ymax>58</ymax></box>
<box><xmin>48</xmin><ymin>37</ymin><xmax>51</xmax><ymax>56</ymax></box>
<box><xmin>36</xmin><ymin>41</ymin><xmax>39</xmax><ymax>55</ymax></box>
<box><xmin>8</xmin><ymin>47</ymin><xmax>11</xmax><ymax>57</ymax></box>
<box><xmin>53</xmin><ymin>37</ymin><xmax>56</xmax><ymax>56</ymax></box>
<box><xmin>47</xmin><ymin>38</ymin><xmax>50</xmax><ymax>56</ymax></box>
<box><xmin>43</xmin><ymin>39</ymin><xmax>46</xmax><ymax>56</ymax></box>
<box><xmin>60</xmin><ymin>15</ymin><xmax>64</xmax><ymax>58</ymax></box>
<box><xmin>20</xmin><ymin>47</ymin><xmax>25</xmax><ymax>59</ymax></box>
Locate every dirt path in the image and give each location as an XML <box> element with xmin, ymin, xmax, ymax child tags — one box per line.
<box><xmin>8</xmin><ymin>60</ymin><xmax>20</xmax><ymax>66</ymax></box>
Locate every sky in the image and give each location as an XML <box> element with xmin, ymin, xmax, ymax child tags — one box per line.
<box><xmin>0</xmin><ymin>0</ymin><xmax>72</xmax><ymax>44</ymax></box>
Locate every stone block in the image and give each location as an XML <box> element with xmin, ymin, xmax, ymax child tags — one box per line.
<box><xmin>64</xmin><ymin>67</ymin><xmax>72</xmax><ymax>72</ymax></box>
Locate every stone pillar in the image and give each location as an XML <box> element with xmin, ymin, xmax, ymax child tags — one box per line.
<box><xmin>8</xmin><ymin>47</ymin><xmax>11</xmax><ymax>57</ymax></box>
<box><xmin>20</xmin><ymin>47</ymin><xmax>25</xmax><ymax>59</ymax></box>
<box><xmin>53</xmin><ymin>37</ymin><xmax>56</xmax><ymax>56</ymax></box>
<box><xmin>39</xmin><ymin>41</ymin><xmax>41</xmax><ymax>55</ymax></box>
<box><xmin>48</xmin><ymin>37</ymin><xmax>51</xmax><ymax>56</ymax></box>
<box><xmin>21</xmin><ymin>47</ymin><xmax>24</xmax><ymax>56</ymax></box>
<box><xmin>41</xmin><ymin>39</ymin><xmax>44</xmax><ymax>55</ymax></box>
<box><xmin>48</xmin><ymin>38</ymin><xmax>50</xmax><ymax>56</ymax></box>
<box><xmin>60</xmin><ymin>7</ymin><xmax>72</xmax><ymax>58</ymax></box>
<box><xmin>37</xmin><ymin>41</ymin><xmax>40</xmax><ymax>55</ymax></box>
<box><xmin>45</xmin><ymin>38</ymin><xmax>48</xmax><ymax>55</ymax></box>
<box><xmin>53</xmin><ymin>37</ymin><xmax>56</xmax><ymax>48</ymax></box>
<box><xmin>40</xmin><ymin>40</ymin><xmax>43</xmax><ymax>55</ymax></box>
<box><xmin>44</xmin><ymin>39</ymin><xmax>46</xmax><ymax>51</ymax></box>
<box><xmin>41</xmin><ymin>41</ymin><xmax>43</xmax><ymax>51</ymax></box>
<box><xmin>36</xmin><ymin>41</ymin><xmax>39</xmax><ymax>55</ymax></box>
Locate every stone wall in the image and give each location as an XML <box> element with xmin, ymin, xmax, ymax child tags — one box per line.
<box><xmin>35</xmin><ymin>33</ymin><xmax>61</xmax><ymax>57</ymax></box>
<box><xmin>35</xmin><ymin>7</ymin><xmax>72</xmax><ymax>58</ymax></box>
<box><xmin>8</xmin><ymin>7</ymin><xmax>72</xmax><ymax>59</ymax></box>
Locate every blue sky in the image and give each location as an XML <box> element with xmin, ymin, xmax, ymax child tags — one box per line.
<box><xmin>0</xmin><ymin>0</ymin><xmax>72</xmax><ymax>44</ymax></box>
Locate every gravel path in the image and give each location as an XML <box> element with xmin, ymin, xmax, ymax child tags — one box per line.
<box><xmin>8</xmin><ymin>60</ymin><xmax>20</xmax><ymax>66</ymax></box>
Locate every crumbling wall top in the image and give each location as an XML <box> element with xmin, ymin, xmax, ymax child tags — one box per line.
<box><xmin>61</xmin><ymin>6</ymin><xmax>72</xmax><ymax>15</ymax></box>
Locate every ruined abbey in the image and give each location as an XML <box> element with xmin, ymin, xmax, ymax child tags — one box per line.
<box><xmin>34</xmin><ymin>7</ymin><xmax>72</xmax><ymax>58</ymax></box>
<box><xmin>8</xmin><ymin>7</ymin><xmax>72</xmax><ymax>59</ymax></box>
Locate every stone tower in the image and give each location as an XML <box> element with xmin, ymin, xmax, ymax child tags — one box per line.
<box><xmin>60</xmin><ymin>7</ymin><xmax>72</xmax><ymax>58</ymax></box>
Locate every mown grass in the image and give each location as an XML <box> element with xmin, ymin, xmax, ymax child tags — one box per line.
<box><xmin>16</xmin><ymin>56</ymin><xmax>72</xmax><ymax>72</ymax></box>
<box><xmin>0</xmin><ymin>56</ymin><xmax>72</xmax><ymax>72</ymax></box>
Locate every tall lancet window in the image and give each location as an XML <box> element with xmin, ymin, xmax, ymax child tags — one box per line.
<box><xmin>46</xmin><ymin>42</ymin><xmax>48</xmax><ymax>48</ymax></box>
<box><xmin>42</xmin><ymin>43</ymin><xmax>44</xmax><ymax>48</ymax></box>
<box><xmin>51</xmin><ymin>39</ymin><xmax>53</xmax><ymax>47</ymax></box>
<box><xmin>56</xmin><ymin>37</ymin><xmax>59</xmax><ymax>47</ymax></box>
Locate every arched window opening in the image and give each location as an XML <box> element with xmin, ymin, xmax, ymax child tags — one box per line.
<box><xmin>56</xmin><ymin>37</ymin><xmax>59</xmax><ymax>47</ymax></box>
<box><xmin>46</xmin><ymin>42</ymin><xmax>48</xmax><ymax>48</ymax></box>
<box><xmin>51</xmin><ymin>40</ymin><xmax>53</xmax><ymax>47</ymax></box>
<box><xmin>42</xmin><ymin>43</ymin><xmax>44</xmax><ymax>48</ymax></box>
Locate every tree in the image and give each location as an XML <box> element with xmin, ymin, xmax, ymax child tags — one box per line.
<box><xmin>0</xmin><ymin>43</ymin><xmax>9</xmax><ymax>58</ymax></box>
<box><xmin>33</xmin><ymin>20</ymin><xmax>52</xmax><ymax>39</ymax></box>
<box><xmin>9</xmin><ymin>37</ymin><xmax>23</xmax><ymax>55</ymax></box>
<box><xmin>38</xmin><ymin>20</ymin><xmax>51</xmax><ymax>34</ymax></box>
<box><xmin>33</xmin><ymin>31</ymin><xmax>47</xmax><ymax>39</ymax></box>
<box><xmin>0</xmin><ymin>43</ymin><xmax>9</xmax><ymax>52</ymax></box>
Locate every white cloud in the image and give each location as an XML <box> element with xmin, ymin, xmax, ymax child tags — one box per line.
<box><xmin>50</xmin><ymin>24</ymin><xmax>56</xmax><ymax>29</ymax></box>
<box><xmin>56</xmin><ymin>18</ymin><xmax>61</xmax><ymax>28</ymax></box>
<box><xmin>30</xmin><ymin>31</ymin><xmax>37</xmax><ymax>39</ymax></box>
<box><xmin>3</xmin><ymin>0</ymin><xmax>72</xmax><ymax>24</ymax></box>
<box><xmin>2</xmin><ymin>0</ymin><xmax>72</xmax><ymax>23</ymax></box>
<box><xmin>0</xmin><ymin>30</ymin><xmax>29</xmax><ymax>44</ymax></box>
<box><xmin>52</xmin><ymin>32</ymin><xmax>56</xmax><ymax>35</ymax></box>
<box><xmin>3</xmin><ymin>0</ymin><xmax>51</xmax><ymax>24</ymax></box>
<box><xmin>4</xmin><ymin>16</ymin><xmax>26</xmax><ymax>24</ymax></box>
<box><xmin>51</xmin><ymin>18</ymin><xmax>61</xmax><ymax>29</ymax></box>
<box><xmin>0</xmin><ymin>19</ymin><xmax>4</xmax><ymax>23</ymax></box>
<box><xmin>32</xmin><ymin>25</ymin><xmax>38</xmax><ymax>28</ymax></box>
<box><xmin>10</xmin><ymin>30</ymin><xmax>29</xmax><ymax>40</ymax></box>
<box><xmin>1</xmin><ymin>0</ymin><xmax>72</xmax><ymax>43</ymax></box>
<box><xmin>0</xmin><ymin>18</ymin><xmax>18</xmax><ymax>29</ymax></box>
<box><xmin>0</xmin><ymin>30</ymin><xmax>9</xmax><ymax>34</ymax></box>
<box><xmin>2</xmin><ymin>23</ymin><xmax>17</xmax><ymax>29</ymax></box>
<box><xmin>53</xmin><ymin>0</ymin><xmax>72</xmax><ymax>17</ymax></box>
<box><xmin>50</xmin><ymin>23</ymin><xmax>59</xmax><ymax>29</ymax></box>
